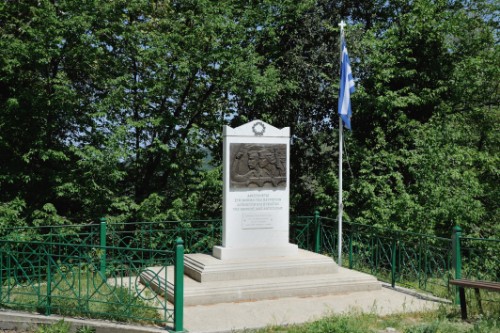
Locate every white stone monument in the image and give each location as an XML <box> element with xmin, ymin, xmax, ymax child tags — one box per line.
<box><xmin>213</xmin><ymin>120</ymin><xmax>298</xmax><ymax>260</ymax></box>
<box><xmin>141</xmin><ymin>120</ymin><xmax>381</xmax><ymax>305</ymax></box>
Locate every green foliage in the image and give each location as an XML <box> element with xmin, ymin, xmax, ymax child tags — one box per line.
<box><xmin>76</xmin><ymin>327</ymin><xmax>95</xmax><ymax>333</ymax></box>
<box><xmin>342</xmin><ymin>0</ymin><xmax>499</xmax><ymax>235</ymax></box>
<box><xmin>257</xmin><ymin>314</ymin><xmax>373</xmax><ymax>333</ymax></box>
<box><xmin>103</xmin><ymin>287</ymin><xmax>160</xmax><ymax>323</ymax></box>
<box><xmin>296</xmin><ymin>314</ymin><xmax>369</xmax><ymax>333</ymax></box>
<box><xmin>253</xmin><ymin>311</ymin><xmax>500</xmax><ymax>333</ymax></box>
<box><xmin>0</xmin><ymin>0</ymin><xmax>281</xmax><ymax>223</ymax></box>
<box><xmin>32</xmin><ymin>203</ymin><xmax>66</xmax><ymax>227</ymax></box>
<box><xmin>30</xmin><ymin>321</ymin><xmax>95</xmax><ymax>333</ymax></box>
<box><xmin>402</xmin><ymin>319</ymin><xmax>499</xmax><ymax>333</ymax></box>
<box><xmin>34</xmin><ymin>320</ymin><xmax>70</xmax><ymax>333</ymax></box>
<box><xmin>0</xmin><ymin>198</ymin><xmax>27</xmax><ymax>235</ymax></box>
<box><xmin>3</xmin><ymin>258</ymin><xmax>166</xmax><ymax>325</ymax></box>
<box><xmin>0</xmin><ymin>0</ymin><xmax>498</xmax><ymax>239</ymax></box>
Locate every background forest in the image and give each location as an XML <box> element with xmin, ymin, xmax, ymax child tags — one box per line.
<box><xmin>0</xmin><ymin>0</ymin><xmax>498</xmax><ymax>238</ymax></box>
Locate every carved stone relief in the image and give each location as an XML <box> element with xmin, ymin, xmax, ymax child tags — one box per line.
<box><xmin>230</xmin><ymin>143</ymin><xmax>287</xmax><ymax>189</ymax></box>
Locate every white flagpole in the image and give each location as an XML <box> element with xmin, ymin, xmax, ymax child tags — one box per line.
<box><xmin>338</xmin><ymin>20</ymin><xmax>346</xmax><ymax>267</ymax></box>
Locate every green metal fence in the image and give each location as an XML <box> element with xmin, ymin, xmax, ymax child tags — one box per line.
<box><xmin>0</xmin><ymin>238</ymin><xmax>185</xmax><ymax>332</ymax></box>
<box><xmin>290</xmin><ymin>215</ymin><xmax>498</xmax><ymax>298</ymax></box>
<box><xmin>291</xmin><ymin>214</ymin><xmax>499</xmax><ymax>317</ymax></box>
<box><xmin>458</xmin><ymin>235</ymin><xmax>500</xmax><ymax>313</ymax></box>
<box><xmin>5</xmin><ymin>219</ymin><xmax>222</xmax><ymax>255</ymax></box>
<box><xmin>330</xmin><ymin>217</ymin><xmax>452</xmax><ymax>294</ymax></box>
<box><xmin>106</xmin><ymin>219</ymin><xmax>222</xmax><ymax>254</ymax></box>
<box><xmin>1</xmin><ymin>214</ymin><xmax>499</xmax><ymax>324</ymax></box>
<box><xmin>460</xmin><ymin>236</ymin><xmax>500</xmax><ymax>281</ymax></box>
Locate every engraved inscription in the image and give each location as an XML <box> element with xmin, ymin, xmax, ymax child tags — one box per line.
<box><xmin>230</xmin><ymin>143</ymin><xmax>286</xmax><ymax>189</ymax></box>
<box><xmin>233</xmin><ymin>193</ymin><xmax>283</xmax><ymax>211</ymax></box>
<box><xmin>242</xmin><ymin>213</ymin><xmax>273</xmax><ymax>229</ymax></box>
<box><xmin>235</xmin><ymin>193</ymin><xmax>283</xmax><ymax>229</ymax></box>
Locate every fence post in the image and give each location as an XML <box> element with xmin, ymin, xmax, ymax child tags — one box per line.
<box><xmin>314</xmin><ymin>210</ymin><xmax>321</xmax><ymax>253</ymax></box>
<box><xmin>348</xmin><ymin>230</ymin><xmax>353</xmax><ymax>269</ymax></box>
<box><xmin>100</xmin><ymin>217</ymin><xmax>107</xmax><ymax>278</ymax></box>
<box><xmin>391</xmin><ymin>239</ymin><xmax>397</xmax><ymax>288</ymax></box>
<box><xmin>452</xmin><ymin>225</ymin><xmax>462</xmax><ymax>305</ymax></box>
<box><xmin>46</xmin><ymin>246</ymin><xmax>52</xmax><ymax>316</ymax></box>
<box><xmin>174</xmin><ymin>237</ymin><xmax>184</xmax><ymax>332</ymax></box>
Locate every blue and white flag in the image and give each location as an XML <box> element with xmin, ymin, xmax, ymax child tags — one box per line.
<box><xmin>338</xmin><ymin>37</ymin><xmax>355</xmax><ymax>130</ymax></box>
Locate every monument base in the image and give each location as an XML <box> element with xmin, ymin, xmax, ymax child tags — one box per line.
<box><xmin>187</xmin><ymin>248</ymin><xmax>335</xmax><ymax>282</ymax></box>
<box><xmin>140</xmin><ymin>249</ymin><xmax>381</xmax><ymax>306</ymax></box>
<box><xmin>212</xmin><ymin>243</ymin><xmax>298</xmax><ymax>260</ymax></box>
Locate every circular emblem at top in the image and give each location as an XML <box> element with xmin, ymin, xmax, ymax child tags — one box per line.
<box><xmin>252</xmin><ymin>121</ymin><xmax>266</xmax><ymax>136</ymax></box>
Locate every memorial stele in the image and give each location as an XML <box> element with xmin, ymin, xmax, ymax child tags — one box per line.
<box><xmin>142</xmin><ymin>120</ymin><xmax>382</xmax><ymax>306</ymax></box>
<box><xmin>213</xmin><ymin>120</ymin><xmax>299</xmax><ymax>260</ymax></box>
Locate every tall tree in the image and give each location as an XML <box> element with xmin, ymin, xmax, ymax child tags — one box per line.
<box><xmin>1</xmin><ymin>0</ymin><xmax>289</xmax><ymax>222</ymax></box>
<box><xmin>349</xmin><ymin>0</ymin><xmax>499</xmax><ymax>236</ymax></box>
<box><xmin>1</xmin><ymin>0</ymin><xmax>498</xmax><ymax>238</ymax></box>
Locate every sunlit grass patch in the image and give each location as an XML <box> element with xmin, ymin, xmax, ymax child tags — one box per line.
<box><xmin>250</xmin><ymin>307</ymin><xmax>500</xmax><ymax>333</ymax></box>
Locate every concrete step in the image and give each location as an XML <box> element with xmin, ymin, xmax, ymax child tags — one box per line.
<box><xmin>184</xmin><ymin>249</ymin><xmax>338</xmax><ymax>282</ymax></box>
<box><xmin>140</xmin><ymin>250</ymin><xmax>381</xmax><ymax>306</ymax></box>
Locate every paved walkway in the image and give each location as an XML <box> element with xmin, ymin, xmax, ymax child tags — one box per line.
<box><xmin>0</xmin><ymin>284</ymin><xmax>448</xmax><ymax>333</ymax></box>
<box><xmin>183</xmin><ymin>284</ymin><xmax>447</xmax><ymax>333</ymax></box>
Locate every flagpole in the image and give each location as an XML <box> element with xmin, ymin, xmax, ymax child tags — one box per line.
<box><xmin>338</xmin><ymin>114</ymin><xmax>343</xmax><ymax>267</ymax></box>
<box><xmin>338</xmin><ymin>20</ymin><xmax>346</xmax><ymax>267</ymax></box>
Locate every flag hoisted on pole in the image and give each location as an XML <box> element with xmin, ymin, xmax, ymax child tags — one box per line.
<box><xmin>338</xmin><ymin>23</ymin><xmax>355</xmax><ymax>130</ymax></box>
<box><xmin>337</xmin><ymin>20</ymin><xmax>355</xmax><ymax>267</ymax></box>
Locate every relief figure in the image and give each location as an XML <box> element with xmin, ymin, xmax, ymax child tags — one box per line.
<box><xmin>230</xmin><ymin>144</ymin><xmax>286</xmax><ymax>189</ymax></box>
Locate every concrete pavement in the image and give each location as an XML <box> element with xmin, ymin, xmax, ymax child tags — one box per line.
<box><xmin>0</xmin><ymin>284</ymin><xmax>448</xmax><ymax>333</ymax></box>
<box><xmin>183</xmin><ymin>284</ymin><xmax>447</xmax><ymax>333</ymax></box>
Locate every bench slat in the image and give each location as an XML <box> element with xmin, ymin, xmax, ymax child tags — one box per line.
<box><xmin>449</xmin><ymin>279</ymin><xmax>500</xmax><ymax>320</ymax></box>
<box><xmin>449</xmin><ymin>279</ymin><xmax>500</xmax><ymax>292</ymax></box>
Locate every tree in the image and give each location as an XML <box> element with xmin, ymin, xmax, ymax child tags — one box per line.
<box><xmin>348</xmin><ymin>0</ymin><xmax>499</xmax><ymax>236</ymax></box>
<box><xmin>0</xmin><ymin>0</ymin><xmax>288</xmax><ymax>222</ymax></box>
<box><xmin>0</xmin><ymin>0</ymin><xmax>497</xmax><ymax>239</ymax></box>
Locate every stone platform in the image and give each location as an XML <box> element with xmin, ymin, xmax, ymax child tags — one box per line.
<box><xmin>140</xmin><ymin>249</ymin><xmax>381</xmax><ymax>306</ymax></box>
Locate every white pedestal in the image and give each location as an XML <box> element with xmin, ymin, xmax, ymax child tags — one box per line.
<box><xmin>213</xmin><ymin>244</ymin><xmax>298</xmax><ymax>260</ymax></box>
<box><xmin>141</xmin><ymin>250</ymin><xmax>382</xmax><ymax>306</ymax></box>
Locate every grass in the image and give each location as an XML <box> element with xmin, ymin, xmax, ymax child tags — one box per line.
<box><xmin>3</xmin><ymin>269</ymin><xmax>499</xmax><ymax>332</ymax></box>
<box><xmin>250</xmin><ymin>307</ymin><xmax>500</xmax><ymax>333</ymax></box>
<box><xmin>1</xmin><ymin>268</ymin><xmax>166</xmax><ymax>325</ymax></box>
<box><xmin>31</xmin><ymin>320</ymin><xmax>95</xmax><ymax>333</ymax></box>
<box><xmin>12</xmin><ymin>308</ymin><xmax>499</xmax><ymax>333</ymax></box>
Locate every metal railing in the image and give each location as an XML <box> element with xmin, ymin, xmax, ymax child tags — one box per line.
<box><xmin>290</xmin><ymin>214</ymin><xmax>499</xmax><ymax>316</ymax></box>
<box><xmin>291</xmin><ymin>215</ymin><xmax>498</xmax><ymax>289</ymax></box>
<box><xmin>1</xmin><ymin>213</ymin><xmax>498</xmax><ymax>323</ymax></box>
<box><xmin>4</xmin><ymin>219</ymin><xmax>222</xmax><ymax>254</ymax></box>
<box><xmin>0</xmin><ymin>238</ymin><xmax>185</xmax><ymax>332</ymax></box>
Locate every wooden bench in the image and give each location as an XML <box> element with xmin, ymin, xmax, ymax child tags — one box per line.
<box><xmin>449</xmin><ymin>279</ymin><xmax>500</xmax><ymax>320</ymax></box>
